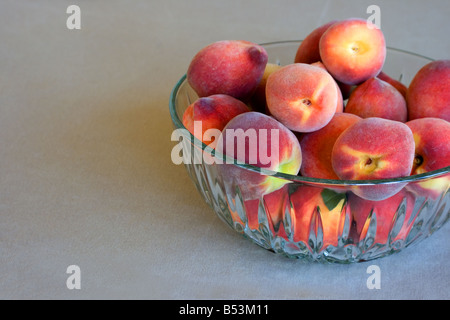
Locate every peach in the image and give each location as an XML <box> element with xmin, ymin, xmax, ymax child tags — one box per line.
<box><xmin>187</xmin><ymin>40</ymin><xmax>268</xmax><ymax>101</ymax></box>
<box><xmin>319</xmin><ymin>18</ymin><xmax>386</xmax><ymax>85</ymax></box>
<box><xmin>249</xmin><ymin>63</ymin><xmax>282</xmax><ymax>113</ymax></box>
<box><xmin>265</xmin><ymin>63</ymin><xmax>339</xmax><ymax>133</ymax></box>
<box><xmin>377</xmin><ymin>71</ymin><xmax>407</xmax><ymax>99</ymax></box>
<box><xmin>406</xmin><ymin>60</ymin><xmax>450</xmax><ymax>121</ymax></box>
<box><xmin>182</xmin><ymin>94</ymin><xmax>250</xmax><ymax>148</ymax></box>
<box><xmin>311</xmin><ymin>61</ymin><xmax>344</xmax><ymax>113</ymax></box>
<box><xmin>288</xmin><ymin>186</ymin><xmax>350</xmax><ymax>249</ymax></box>
<box><xmin>331</xmin><ymin>117</ymin><xmax>415</xmax><ymax>200</ymax></box>
<box><xmin>405</xmin><ymin>117</ymin><xmax>450</xmax><ymax>199</ymax></box>
<box><xmin>348</xmin><ymin>190</ymin><xmax>416</xmax><ymax>246</ymax></box>
<box><xmin>344</xmin><ymin>77</ymin><xmax>408</xmax><ymax>122</ymax></box>
<box><xmin>215</xmin><ymin>112</ymin><xmax>302</xmax><ymax>201</ymax></box>
<box><xmin>294</xmin><ymin>20</ymin><xmax>338</xmax><ymax>64</ymax></box>
<box><xmin>300</xmin><ymin>113</ymin><xmax>361</xmax><ymax>179</ymax></box>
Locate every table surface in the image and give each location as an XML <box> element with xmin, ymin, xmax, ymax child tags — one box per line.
<box><xmin>1</xmin><ymin>0</ymin><xmax>449</xmax><ymax>300</ymax></box>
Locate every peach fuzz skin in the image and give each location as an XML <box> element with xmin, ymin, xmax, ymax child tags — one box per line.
<box><xmin>405</xmin><ymin>117</ymin><xmax>450</xmax><ymax>199</ymax></box>
<box><xmin>377</xmin><ymin>71</ymin><xmax>407</xmax><ymax>99</ymax></box>
<box><xmin>182</xmin><ymin>94</ymin><xmax>250</xmax><ymax>148</ymax></box>
<box><xmin>406</xmin><ymin>60</ymin><xmax>450</xmax><ymax>121</ymax></box>
<box><xmin>348</xmin><ymin>190</ymin><xmax>416</xmax><ymax>245</ymax></box>
<box><xmin>345</xmin><ymin>77</ymin><xmax>407</xmax><ymax>122</ymax></box>
<box><xmin>310</xmin><ymin>61</ymin><xmax>354</xmax><ymax>101</ymax></box>
<box><xmin>294</xmin><ymin>20</ymin><xmax>338</xmax><ymax>64</ymax></box>
<box><xmin>310</xmin><ymin>61</ymin><xmax>353</xmax><ymax>102</ymax></box>
<box><xmin>311</xmin><ymin>61</ymin><xmax>344</xmax><ymax>113</ymax></box>
<box><xmin>300</xmin><ymin>113</ymin><xmax>361</xmax><ymax>179</ymax></box>
<box><xmin>187</xmin><ymin>40</ymin><xmax>268</xmax><ymax>101</ymax></box>
<box><xmin>319</xmin><ymin>18</ymin><xmax>386</xmax><ymax>86</ymax></box>
<box><xmin>215</xmin><ymin>112</ymin><xmax>302</xmax><ymax>201</ymax></box>
<box><xmin>289</xmin><ymin>186</ymin><xmax>350</xmax><ymax>248</ymax></box>
<box><xmin>265</xmin><ymin>63</ymin><xmax>339</xmax><ymax>133</ymax></box>
<box><xmin>331</xmin><ymin>117</ymin><xmax>415</xmax><ymax>200</ymax></box>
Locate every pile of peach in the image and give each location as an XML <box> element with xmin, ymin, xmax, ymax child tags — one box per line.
<box><xmin>182</xmin><ymin>18</ymin><xmax>450</xmax><ymax>203</ymax></box>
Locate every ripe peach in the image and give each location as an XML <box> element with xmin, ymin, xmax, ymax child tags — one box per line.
<box><xmin>348</xmin><ymin>190</ymin><xmax>416</xmax><ymax>246</ymax></box>
<box><xmin>300</xmin><ymin>113</ymin><xmax>361</xmax><ymax>179</ymax></box>
<box><xmin>405</xmin><ymin>117</ymin><xmax>450</xmax><ymax>199</ymax></box>
<box><xmin>406</xmin><ymin>60</ymin><xmax>450</xmax><ymax>121</ymax></box>
<box><xmin>377</xmin><ymin>71</ymin><xmax>407</xmax><ymax>99</ymax></box>
<box><xmin>345</xmin><ymin>77</ymin><xmax>408</xmax><ymax>122</ymax></box>
<box><xmin>289</xmin><ymin>186</ymin><xmax>350</xmax><ymax>249</ymax></box>
<box><xmin>294</xmin><ymin>20</ymin><xmax>338</xmax><ymax>64</ymax></box>
<box><xmin>187</xmin><ymin>40</ymin><xmax>268</xmax><ymax>100</ymax></box>
<box><xmin>249</xmin><ymin>63</ymin><xmax>282</xmax><ymax>113</ymax></box>
<box><xmin>331</xmin><ymin>117</ymin><xmax>415</xmax><ymax>200</ymax></box>
<box><xmin>182</xmin><ymin>94</ymin><xmax>250</xmax><ymax>148</ymax></box>
<box><xmin>319</xmin><ymin>18</ymin><xmax>386</xmax><ymax>85</ymax></box>
<box><xmin>215</xmin><ymin>112</ymin><xmax>302</xmax><ymax>201</ymax></box>
<box><xmin>311</xmin><ymin>61</ymin><xmax>344</xmax><ymax>113</ymax></box>
<box><xmin>265</xmin><ymin>63</ymin><xmax>339</xmax><ymax>133</ymax></box>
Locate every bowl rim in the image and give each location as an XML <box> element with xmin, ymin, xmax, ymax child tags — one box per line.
<box><xmin>169</xmin><ymin>40</ymin><xmax>450</xmax><ymax>186</ymax></box>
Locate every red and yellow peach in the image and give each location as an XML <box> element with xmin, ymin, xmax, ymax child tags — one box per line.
<box><xmin>331</xmin><ymin>117</ymin><xmax>415</xmax><ymax>200</ymax></box>
<box><xmin>406</xmin><ymin>117</ymin><xmax>450</xmax><ymax>199</ymax></box>
<box><xmin>319</xmin><ymin>18</ymin><xmax>386</xmax><ymax>85</ymax></box>
<box><xmin>182</xmin><ymin>94</ymin><xmax>250</xmax><ymax>148</ymax></box>
<box><xmin>187</xmin><ymin>40</ymin><xmax>268</xmax><ymax>101</ymax></box>
<box><xmin>345</xmin><ymin>77</ymin><xmax>408</xmax><ymax>122</ymax></box>
<box><xmin>406</xmin><ymin>60</ymin><xmax>450</xmax><ymax>121</ymax></box>
<box><xmin>265</xmin><ymin>63</ymin><xmax>339</xmax><ymax>133</ymax></box>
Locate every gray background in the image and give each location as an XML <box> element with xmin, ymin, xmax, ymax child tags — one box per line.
<box><xmin>1</xmin><ymin>0</ymin><xmax>449</xmax><ymax>299</ymax></box>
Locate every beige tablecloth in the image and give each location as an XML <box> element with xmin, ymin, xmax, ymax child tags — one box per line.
<box><xmin>1</xmin><ymin>0</ymin><xmax>449</xmax><ymax>299</ymax></box>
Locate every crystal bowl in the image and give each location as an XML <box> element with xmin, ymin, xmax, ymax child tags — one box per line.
<box><xmin>169</xmin><ymin>40</ymin><xmax>450</xmax><ymax>263</ymax></box>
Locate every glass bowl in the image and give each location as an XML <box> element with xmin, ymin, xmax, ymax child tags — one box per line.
<box><xmin>169</xmin><ymin>40</ymin><xmax>450</xmax><ymax>263</ymax></box>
